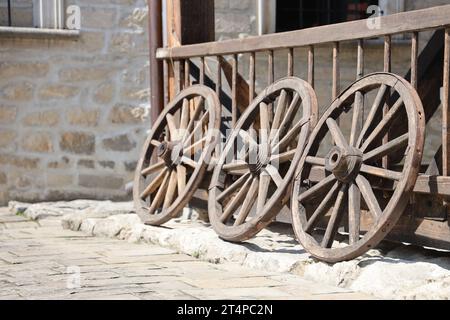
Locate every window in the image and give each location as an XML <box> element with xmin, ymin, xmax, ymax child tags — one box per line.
<box><xmin>276</xmin><ymin>0</ymin><xmax>380</xmax><ymax>32</ymax></box>
<box><xmin>1</xmin><ymin>0</ymin><xmax>65</xmax><ymax>29</ymax></box>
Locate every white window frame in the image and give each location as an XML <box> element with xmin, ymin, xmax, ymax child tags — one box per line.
<box><xmin>33</xmin><ymin>0</ymin><xmax>65</xmax><ymax>29</ymax></box>
<box><xmin>257</xmin><ymin>0</ymin><xmax>405</xmax><ymax>36</ymax></box>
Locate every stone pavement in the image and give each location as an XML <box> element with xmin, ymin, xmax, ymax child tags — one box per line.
<box><xmin>0</xmin><ymin>206</ymin><xmax>371</xmax><ymax>300</ymax></box>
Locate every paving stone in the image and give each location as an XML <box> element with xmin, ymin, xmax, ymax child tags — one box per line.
<box><xmin>0</xmin><ymin>204</ymin><xmax>374</xmax><ymax>300</ymax></box>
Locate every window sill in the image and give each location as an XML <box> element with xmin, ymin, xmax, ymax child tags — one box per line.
<box><xmin>0</xmin><ymin>26</ymin><xmax>80</xmax><ymax>39</ymax></box>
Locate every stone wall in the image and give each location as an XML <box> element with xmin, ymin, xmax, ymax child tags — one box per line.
<box><xmin>0</xmin><ymin>0</ymin><xmax>150</xmax><ymax>205</ymax></box>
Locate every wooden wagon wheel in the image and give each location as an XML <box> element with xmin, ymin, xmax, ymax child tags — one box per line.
<box><xmin>133</xmin><ymin>85</ymin><xmax>221</xmax><ymax>226</ymax></box>
<box><xmin>291</xmin><ymin>73</ymin><xmax>425</xmax><ymax>263</ymax></box>
<box><xmin>209</xmin><ymin>77</ymin><xmax>318</xmax><ymax>242</ymax></box>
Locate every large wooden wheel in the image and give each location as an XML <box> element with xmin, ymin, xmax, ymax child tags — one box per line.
<box><xmin>209</xmin><ymin>77</ymin><xmax>318</xmax><ymax>242</ymax></box>
<box><xmin>291</xmin><ymin>73</ymin><xmax>425</xmax><ymax>263</ymax></box>
<box><xmin>133</xmin><ymin>85</ymin><xmax>221</xmax><ymax>226</ymax></box>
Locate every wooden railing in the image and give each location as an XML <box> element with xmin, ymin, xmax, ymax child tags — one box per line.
<box><xmin>155</xmin><ymin>5</ymin><xmax>450</xmax><ymax>190</ymax></box>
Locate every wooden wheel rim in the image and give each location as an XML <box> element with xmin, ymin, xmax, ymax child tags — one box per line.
<box><xmin>291</xmin><ymin>73</ymin><xmax>425</xmax><ymax>263</ymax></box>
<box><xmin>209</xmin><ymin>77</ymin><xmax>318</xmax><ymax>242</ymax></box>
<box><xmin>133</xmin><ymin>85</ymin><xmax>221</xmax><ymax>226</ymax></box>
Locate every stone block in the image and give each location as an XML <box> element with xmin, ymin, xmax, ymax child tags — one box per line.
<box><xmin>59</xmin><ymin>66</ymin><xmax>115</xmax><ymax>82</ymax></box>
<box><xmin>22</xmin><ymin>110</ymin><xmax>59</xmax><ymax>127</ymax></box>
<box><xmin>0</xmin><ymin>62</ymin><xmax>49</xmax><ymax>78</ymax></box>
<box><xmin>78</xmin><ymin>159</ymin><xmax>95</xmax><ymax>169</ymax></box>
<box><xmin>79</xmin><ymin>175</ymin><xmax>124</xmax><ymax>190</ymax></box>
<box><xmin>1</xmin><ymin>81</ymin><xmax>34</xmax><ymax>101</ymax></box>
<box><xmin>39</xmin><ymin>84</ymin><xmax>79</xmax><ymax>100</ymax></box>
<box><xmin>93</xmin><ymin>82</ymin><xmax>114</xmax><ymax>105</ymax></box>
<box><xmin>60</xmin><ymin>132</ymin><xmax>95</xmax><ymax>155</ymax></box>
<box><xmin>102</xmin><ymin>134</ymin><xmax>136</xmax><ymax>152</ymax></box>
<box><xmin>67</xmin><ymin>108</ymin><xmax>99</xmax><ymax>127</ymax></box>
<box><xmin>0</xmin><ymin>130</ymin><xmax>16</xmax><ymax>149</ymax></box>
<box><xmin>21</xmin><ymin>132</ymin><xmax>53</xmax><ymax>153</ymax></box>
<box><xmin>108</xmin><ymin>104</ymin><xmax>145</xmax><ymax>124</ymax></box>
<box><xmin>0</xmin><ymin>105</ymin><xmax>17</xmax><ymax>123</ymax></box>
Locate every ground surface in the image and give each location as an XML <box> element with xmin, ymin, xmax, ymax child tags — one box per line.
<box><xmin>2</xmin><ymin>200</ymin><xmax>450</xmax><ymax>300</ymax></box>
<box><xmin>0</xmin><ymin>206</ymin><xmax>369</xmax><ymax>300</ymax></box>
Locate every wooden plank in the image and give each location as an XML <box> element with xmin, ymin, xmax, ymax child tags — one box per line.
<box><xmin>288</xmin><ymin>48</ymin><xmax>294</xmax><ymax>76</ymax></box>
<box><xmin>308</xmin><ymin>45</ymin><xmax>314</xmax><ymax>88</ymax></box>
<box><xmin>384</xmin><ymin>35</ymin><xmax>391</xmax><ymax>72</ymax></box>
<box><xmin>157</xmin><ymin>5</ymin><xmax>450</xmax><ymax>59</ymax></box>
<box><xmin>268</xmin><ymin>50</ymin><xmax>274</xmax><ymax>85</ymax></box>
<box><xmin>232</xmin><ymin>54</ymin><xmax>238</xmax><ymax>128</ymax></box>
<box><xmin>411</xmin><ymin>32</ymin><xmax>419</xmax><ymax>89</ymax></box>
<box><xmin>249</xmin><ymin>52</ymin><xmax>255</xmax><ymax>102</ymax></box>
<box><xmin>332</xmin><ymin>42</ymin><xmax>340</xmax><ymax>101</ymax></box>
<box><xmin>443</xmin><ymin>29</ymin><xmax>450</xmax><ymax>178</ymax></box>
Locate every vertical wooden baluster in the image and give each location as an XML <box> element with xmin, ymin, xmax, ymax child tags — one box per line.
<box><xmin>308</xmin><ymin>45</ymin><xmax>315</xmax><ymax>89</ymax></box>
<box><xmin>216</xmin><ymin>56</ymin><xmax>222</xmax><ymax>96</ymax></box>
<box><xmin>383</xmin><ymin>36</ymin><xmax>392</xmax><ymax>169</ymax></box>
<box><xmin>332</xmin><ymin>42</ymin><xmax>340</xmax><ymax>101</ymax></box>
<box><xmin>164</xmin><ymin>59</ymin><xmax>170</xmax><ymax>107</ymax></box>
<box><xmin>178</xmin><ymin>60</ymin><xmax>185</xmax><ymax>93</ymax></box>
<box><xmin>232</xmin><ymin>54</ymin><xmax>238</xmax><ymax>128</ymax></box>
<box><xmin>350</xmin><ymin>39</ymin><xmax>364</xmax><ymax>147</ymax></box>
<box><xmin>411</xmin><ymin>32</ymin><xmax>419</xmax><ymax>90</ymax></box>
<box><xmin>288</xmin><ymin>48</ymin><xmax>294</xmax><ymax>76</ymax></box>
<box><xmin>268</xmin><ymin>50</ymin><xmax>274</xmax><ymax>85</ymax></box>
<box><xmin>268</xmin><ymin>50</ymin><xmax>274</xmax><ymax>121</ymax></box>
<box><xmin>184</xmin><ymin>59</ymin><xmax>190</xmax><ymax>88</ymax></box>
<box><xmin>200</xmin><ymin>57</ymin><xmax>205</xmax><ymax>85</ymax></box>
<box><xmin>249</xmin><ymin>52</ymin><xmax>256</xmax><ymax>102</ymax></box>
<box><xmin>443</xmin><ymin>29</ymin><xmax>450</xmax><ymax>180</ymax></box>
<box><xmin>384</xmin><ymin>35</ymin><xmax>392</xmax><ymax>73</ymax></box>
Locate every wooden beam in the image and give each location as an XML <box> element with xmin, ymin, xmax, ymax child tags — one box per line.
<box><xmin>165</xmin><ymin>0</ymin><xmax>215</xmax><ymax>100</ymax></box>
<box><xmin>157</xmin><ymin>5</ymin><xmax>450</xmax><ymax>59</ymax></box>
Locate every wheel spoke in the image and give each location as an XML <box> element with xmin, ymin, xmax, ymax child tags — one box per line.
<box><xmin>360</xmin><ymin>164</ymin><xmax>402</xmax><ymax>181</ymax></box>
<box><xmin>259</xmin><ymin>102</ymin><xmax>270</xmax><ymax>146</ymax></box>
<box><xmin>349</xmin><ymin>91</ymin><xmax>364</xmax><ymax>147</ymax></box>
<box><xmin>298</xmin><ymin>175</ymin><xmax>336</xmax><ymax>203</ymax></box>
<box><xmin>234</xmin><ymin>177</ymin><xmax>259</xmax><ymax>226</ymax></box>
<box><xmin>348</xmin><ymin>182</ymin><xmax>361</xmax><ymax>245</ymax></box>
<box><xmin>163</xmin><ymin>170</ymin><xmax>178</xmax><ymax>209</ymax></box>
<box><xmin>355</xmin><ymin>175</ymin><xmax>382</xmax><ymax>221</ymax></box>
<box><xmin>272</xmin><ymin>117</ymin><xmax>309</xmax><ymax>151</ymax></box>
<box><xmin>223</xmin><ymin>160</ymin><xmax>249</xmax><ymax>174</ymax></box>
<box><xmin>360</xmin><ymin>98</ymin><xmax>403</xmax><ymax>152</ymax></box>
<box><xmin>238</xmin><ymin>129</ymin><xmax>258</xmax><ymax>148</ymax></box>
<box><xmin>270</xmin><ymin>149</ymin><xmax>296</xmax><ymax>164</ymax></box>
<box><xmin>217</xmin><ymin>173</ymin><xmax>251</xmax><ymax>203</ymax></box>
<box><xmin>181</xmin><ymin>156</ymin><xmax>197</xmax><ymax>169</ymax></box>
<box><xmin>265</xmin><ymin>164</ymin><xmax>283</xmax><ymax>187</ymax></box>
<box><xmin>356</xmin><ymin>84</ymin><xmax>388</xmax><ymax>148</ymax></box>
<box><xmin>220</xmin><ymin>175</ymin><xmax>253</xmax><ymax>223</ymax></box>
<box><xmin>180</xmin><ymin>98</ymin><xmax>190</xmax><ymax>130</ymax></box>
<box><xmin>363</xmin><ymin>133</ymin><xmax>408</xmax><ymax>163</ymax></box>
<box><xmin>257</xmin><ymin>172</ymin><xmax>271</xmax><ymax>213</ymax></box>
<box><xmin>150</xmin><ymin>139</ymin><xmax>161</xmax><ymax>147</ymax></box>
<box><xmin>183</xmin><ymin>136</ymin><xmax>207</xmax><ymax>155</ymax></box>
<box><xmin>278</xmin><ymin>93</ymin><xmax>301</xmax><ymax>138</ymax></box>
<box><xmin>305</xmin><ymin>156</ymin><xmax>326</xmax><ymax>167</ymax></box>
<box><xmin>147</xmin><ymin>170</ymin><xmax>171</xmax><ymax>216</ymax></box>
<box><xmin>326</xmin><ymin>118</ymin><xmax>349</xmax><ymax>149</ymax></box>
<box><xmin>166</xmin><ymin>114</ymin><xmax>179</xmax><ymax>140</ymax></box>
<box><xmin>305</xmin><ymin>181</ymin><xmax>340</xmax><ymax>233</ymax></box>
<box><xmin>269</xmin><ymin>89</ymin><xmax>288</xmax><ymax>142</ymax></box>
<box><xmin>181</xmin><ymin>97</ymin><xmax>205</xmax><ymax>142</ymax></box>
<box><xmin>140</xmin><ymin>167</ymin><xmax>169</xmax><ymax>199</ymax></box>
<box><xmin>176</xmin><ymin>165</ymin><xmax>186</xmax><ymax>195</ymax></box>
<box><xmin>321</xmin><ymin>184</ymin><xmax>348</xmax><ymax>248</ymax></box>
<box><xmin>182</xmin><ymin>111</ymin><xmax>209</xmax><ymax>148</ymax></box>
<box><xmin>141</xmin><ymin>161</ymin><xmax>165</xmax><ymax>176</ymax></box>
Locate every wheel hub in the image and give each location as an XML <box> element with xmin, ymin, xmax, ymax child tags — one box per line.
<box><xmin>325</xmin><ymin>146</ymin><xmax>363</xmax><ymax>183</ymax></box>
<box><xmin>248</xmin><ymin>144</ymin><xmax>271</xmax><ymax>174</ymax></box>
<box><xmin>157</xmin><ymin>141</ymin><xmax>183</xmax><ymax>168</ymax></box>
